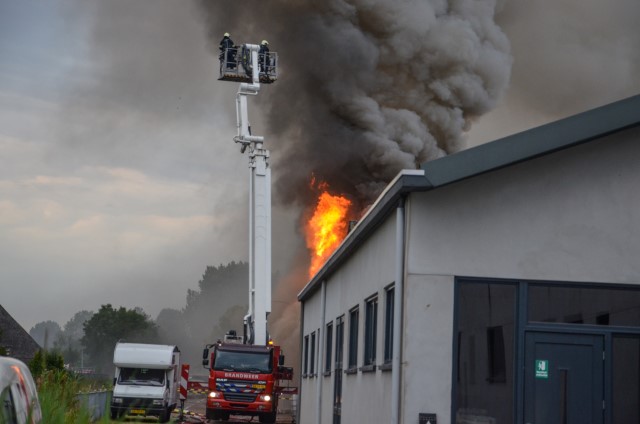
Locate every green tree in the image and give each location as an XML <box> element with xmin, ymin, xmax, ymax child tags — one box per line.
<box><xmin>179</xmin><ymin>261</ymin><xmax>248</xmax><ymax>366</ymax></box>
<box><xmin>54</xmin><ymin>310</ymin><xmax>94</xmax><ymax>368</ymax></box>
<box><xmin>209</xmin><ymin>305</ymin><xmax>247</xmax><ymax>342</ymax></box>
<box><xmin>81</xmin><ymin>304</ymin><xmax>158</xmax><ymax>374</ymax></box>
<box><xmin>29</xmin><ymin>320</ymin><xmax>62</xmax><ymax>350</ymax></box>
<box><xmin>28</xmin><ymin>350</ymin><xmax>65</xmax><ymax>379</ymax></box>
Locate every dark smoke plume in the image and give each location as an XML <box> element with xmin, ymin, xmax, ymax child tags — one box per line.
<box><xmin>199</xmin><ymin>0</ymin><xmax>512</xmax><ymax>207</ymax></box>
<box><xmin>199</xmin><ymin>0</ymin><xmax>512</xmax><ymax>375</ymax></box>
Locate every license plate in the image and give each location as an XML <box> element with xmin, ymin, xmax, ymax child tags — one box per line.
<box><xmin>130</xmin><ymin>409</ymin><xmax>145</xmax><ymax>415</ymax></box>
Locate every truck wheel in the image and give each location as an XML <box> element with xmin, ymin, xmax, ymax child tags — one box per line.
<box><xmin>259</xmin><ymin>412</ymin><xmax>276</xmax><ymax>423</ymax></box>
<box><xmin>158</xmin><ymin>408</ymin><xmax>170</xmax><ymax>423</ymax></box>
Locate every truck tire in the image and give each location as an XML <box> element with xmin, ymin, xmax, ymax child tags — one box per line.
<box><xmin>158</xmin><ymin>408</ymin><xmax>170</xmax><ymax>423</ymax></box>
<box><xmin>259</xmin><ymin>412</ymin><xmax>276</xmax><ymax>423</ymax></box>
<box><xmin>110</xmin><ymin>408</ymin><xmax>122</xmax><ymax>420</ymax></box>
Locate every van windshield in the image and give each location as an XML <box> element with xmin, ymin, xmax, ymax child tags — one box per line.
<box><xmin>213</xmin><ymin>350</ymin><xmax>272</xmax><ymax>373</ymax></box>
<box><xmin>118</xmin><ymin>368</ymin><xmax>165</xmax><ymax>386</ymax></box>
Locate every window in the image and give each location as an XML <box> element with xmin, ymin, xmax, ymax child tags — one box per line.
<box><xmin>303</xmin><ymin>335</ymin><xmax>309</xmax><ymax>376</ymax></box>
<box><xmin>1</xmin><ymin>387</ymin><xmax>17</xmax><ymax>423</ymax></box>
<box><xmin>325</xmin><ymin>322</ymin><xmax>333</xmax><ymax>373</ymax></box>
<box><xmin>119</xmin><ymin>368</ymin><xmax>165</xmax><ymax>385</ymax></box>
<box><xmin>364</xmin><ymin>295</ymin><xmax>378</xmax><ymax>367</ymax></box>
<box><xmin>310</xmin><ymin>331</ymin><xmax>316</xmax><ymax>375</ymax></box>
<box><xmin>384</xmin><ymin>286</ymin><xmax>394</xmax><ymax>364</ymax></box>
<box><xmin>335</xmin><ymin>316</ymin><xmax>344</xmax><ymax>370</ymax></box>
<box><xmin>486</xmin><ymin>326</ymin><xmax>506</xmax><ymax>383</ymax></box>
<box><xmin>455</xmin><ymin>281</ymin><xmax>516</xmax><ymax>424</ymax></box>
<box><xmin>348</xmin><ymin>307</ymin><xmax>359</xmax><ymax>370</ymax></box>
<box><xmin>613</xmin><ymin>336</ymin><xmax>640</xmax><ymax>421</ymax></box>
<box><xmin>529</xmin><ymin>285</ymin><xmax>640</xmax><ymax>326</ymax></box>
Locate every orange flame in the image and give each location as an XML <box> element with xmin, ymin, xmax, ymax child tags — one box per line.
<box><xmin>306</xmin><ymin>185</ymin><xmax>352</xmax><ymax>278</ymax></box>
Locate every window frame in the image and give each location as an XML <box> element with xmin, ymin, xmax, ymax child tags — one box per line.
<box><xmin>325</xmin><ymin>321</ymin><xmax>333</xmax><ymax>374</ymax></box>
<box><xmin>335</xmin><ymin>315</ymin><xmax>345</xmax><ymax>371</ymax></box>
<box><xmin>384</xmin><ymin>285</ymin><xmax>395</xmax><ymax>365</ymax></box>
<box><xmin>347</xmin><ymin>306</ymin><xmax>360</xmax><ymax>372</ymax></box>
<box><xmin>303</xmin><ymin>335</ymin><xmax>309</xmax><ymax>377</ymax></box>
<box><xmin>363</xmin><ymin>294</ymin><xmax>378</xmax><ymax>368</ymax></box>
<box><xmin>310</xmin><ymin>331</ymin><xmax>316</xmax><ymax>376</ymax></box>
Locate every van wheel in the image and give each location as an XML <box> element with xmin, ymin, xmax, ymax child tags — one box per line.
<box><xmin>259</xmin><ymin>412</ymin><xmax>276</xmax><ymax>423</ymax></box>
<box><xmin>158</xmin><ymin>408</ymin><xmax>171</xmax><ymax>423</ymax></box>
<box><xmin>110</xmin><ymin>408</ymin><xmax>121</xmax><ymax>420</ymax></box>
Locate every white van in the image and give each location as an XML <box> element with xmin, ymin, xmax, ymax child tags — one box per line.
<box><xmin>110</xmin><ymin>343</ymin><xmax>180</xmax><ymax>422</ymax></box>
<box><xmin>0</xmin><ymin>357</ymin><xmax>42</xmax><ymax>424</ymax></box>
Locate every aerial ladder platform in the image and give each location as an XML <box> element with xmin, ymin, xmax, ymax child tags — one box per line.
<box><xmin>219</xmin><ymin>46</ymin><xmax>278</xmax><ymax>85</ymax></box>
<box><xmin>219</xmin><ymin>42</ymin><xmax>276</xmax><ymax>346</ymax></box>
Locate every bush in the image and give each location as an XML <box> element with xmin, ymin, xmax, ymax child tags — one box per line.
<box><xmin>36</xmin><ymin>370</ymin><xmax>112</xmax><ymax>423</ymax></box>
<box><xmin>28</xmin><ymin>350</ymin><xmax>65</xmax><ymax>379</ymax></box>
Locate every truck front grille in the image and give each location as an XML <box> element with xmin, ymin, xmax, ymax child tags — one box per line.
<box><xmin>224</xmin><ymin>392</ymin><xmax>257</xmax><ymax>403</ymax></box>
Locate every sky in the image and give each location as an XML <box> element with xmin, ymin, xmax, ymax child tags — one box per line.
<box><xmin>1</xmin><ymin>0</ymin><xmax>639</xmax><ymax>332</ymax></box>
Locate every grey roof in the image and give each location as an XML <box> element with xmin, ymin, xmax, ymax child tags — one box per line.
<box><xmin>0</xmin><ymin>305</ymin><xmax>40</xmax><ymax>364</ymax></box>
<box><xmin>298</xmin><ymin>94</ymin><xmax>640</xmax><ymax>301</ymax></box>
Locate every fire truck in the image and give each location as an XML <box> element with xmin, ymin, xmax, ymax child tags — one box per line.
<box><xmin>202</xmin><ymin>332</ymin><xmax>293</xmax><ymax>422</ymax></box>
<box><xmin>202</xmin><ymin>42</ymin><xmax>295</xmax><ymax>423</ymax></box>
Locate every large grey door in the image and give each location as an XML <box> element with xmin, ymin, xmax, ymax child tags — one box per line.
<box><xmin>524</xmin><ymin>332</ymin><xmax>604</xmax><ymax>424</ymax></box>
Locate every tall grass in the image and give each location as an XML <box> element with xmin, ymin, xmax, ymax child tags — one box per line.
<box><xmin>37</xmin><ymin>370</ymin><xmax>111</xmax><ymax>423</ymax></box>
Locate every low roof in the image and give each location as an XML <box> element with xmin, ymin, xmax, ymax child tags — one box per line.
<box><xmin>298</xmin><ymin>94</ymin><xmax>640</xmax><ymax>301</ymax></box>
<box><xmin>0</xmin><ymin>305</ymin><xmax>40</xmax><ymax>364</ymax></box>
<box><xmin>113</xmin><ymin>343</ymin><xmax>179</xmax><ymax>369</ymax></box>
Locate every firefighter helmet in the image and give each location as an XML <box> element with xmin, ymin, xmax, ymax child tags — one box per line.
<box><xmin>224</xmin><ymin>32</ymin><xmax>230</xmax><ymax>37</ymax></box>
<box><xmin>261</xmin><ymin>40</ymin><xmax>269</xmax><ymax>45</ymax></box>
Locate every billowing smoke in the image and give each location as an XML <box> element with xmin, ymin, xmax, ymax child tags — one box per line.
<box><xmin>198</xmin><ymin>0</ymin><xmax>512</xmax><ymax>373</ymax></box>
<box><xmin>199</xmin><ymin>0</ymin><xmax>512</xmax><ymax>208</ymax></box>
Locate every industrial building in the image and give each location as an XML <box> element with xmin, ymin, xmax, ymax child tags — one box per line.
<box><xmin>297</xmin><ymin>94</ymin><xmax>640</xmax><ymax>424</ymax></box>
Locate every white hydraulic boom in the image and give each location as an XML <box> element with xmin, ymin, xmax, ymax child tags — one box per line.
<box><xmin>220</xmin><ymin>43</ymin><xmax>277</xmax><ymax>346</ymax></box>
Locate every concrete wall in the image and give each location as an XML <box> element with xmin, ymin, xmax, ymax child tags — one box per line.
<box><xmin>402</xmin><ymin>273</ymin><xmax>455</xmax><ymax>424</ymax></box>
<box><xmin>300</xmin><ymin>212</ymin><xmax>397</xmax><ymax>424</ymax></box>
<box><xmin>408</xmin><ymin>128</ymin><xmax>640</xmax><ymax>284</ymax></box>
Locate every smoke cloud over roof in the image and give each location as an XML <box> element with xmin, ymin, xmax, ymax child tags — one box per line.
<box><xmin>199</xmin><ymin>0</ymin><xmax>512</xmax><ymax>207</ymax></box>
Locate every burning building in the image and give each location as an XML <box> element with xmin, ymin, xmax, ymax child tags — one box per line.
<box><xmin>297</xmin><ymin>95</ymin><xmax>640</xmax><ymax>423</ymax></box>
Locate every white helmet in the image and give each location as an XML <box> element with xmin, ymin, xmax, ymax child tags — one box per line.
<box><xmin>224</xmin><ymin>32</ymin><xmax>230</xmax><ymax>37</ymax></box>
<box><xmin>261</xmin><ymin>40</ymin><xmax>269</xmax><ymax>45</ymax></box>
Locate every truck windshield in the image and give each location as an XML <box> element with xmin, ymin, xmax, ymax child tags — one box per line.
<box><xmin>118</xmin><ymin>368</ymin><xmax>165</xmax><ymax>386</ymax></box>
<box><xmin>214</xmin><ymin>350</ymin><xmax>272</xmax><ymax>373</ymax></box>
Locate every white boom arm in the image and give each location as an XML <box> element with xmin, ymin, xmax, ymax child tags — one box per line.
<box><xmin>232</xmin><ymin>44</ymin><xmax>271</xmax><ymax>346</ymax></box>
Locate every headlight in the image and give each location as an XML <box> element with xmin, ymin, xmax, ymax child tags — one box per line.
<box><xmin>259</xmin><ymin>394</ymin><xmax>272</xmax><ymax>402</ymax></box>
<box><xmin>112</xmin><ymin>397</ymin><xmax>123</xmax><ymax>404</ymax></box>
<box><xmin>152</xmin><ymin>399</ymin><xmax>164</xmax><ymax>406</ymax></box>
<box><xmin>208</xmin><ymin>391</ymin><xmax>222</xmax><ymax>399</ymax></box>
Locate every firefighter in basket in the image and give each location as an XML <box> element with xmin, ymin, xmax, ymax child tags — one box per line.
<box><xmin>219</xmin><ymin>32</ymin><xmax>236</xmax><ymax>70</ymax></box>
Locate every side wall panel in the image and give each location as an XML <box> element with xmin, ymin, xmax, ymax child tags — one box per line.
<box><xmin>403</xmin><ymin>274</ymin><xmax>454</xmax><ymax>424</ymax></box>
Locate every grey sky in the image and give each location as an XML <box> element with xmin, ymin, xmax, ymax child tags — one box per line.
<box><xmin>1</xmin><ymin>0</ymin><xmax>638</xmax><ymax>332</ymax></box>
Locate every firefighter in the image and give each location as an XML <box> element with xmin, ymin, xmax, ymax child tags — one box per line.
<box><xmin>219</xmin><ymin>32</ymin><xmax>236</xmax><ymax>69</ymax></box>
<box><xmin>259</xmin><ymin>40</ymin><xmax>270</xmax><ymax>74</ymax></box>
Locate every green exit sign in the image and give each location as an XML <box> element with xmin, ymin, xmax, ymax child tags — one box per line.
<box><xmin>535</xmin><ymin>359</ymin><xmax>549</xmax><ymax>379</ymax></box>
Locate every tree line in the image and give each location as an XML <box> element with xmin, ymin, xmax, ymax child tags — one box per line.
<box><xmin>28</xmin><ymin>261</ymin><xmax>248</xmax><ymax>374</ymax></box>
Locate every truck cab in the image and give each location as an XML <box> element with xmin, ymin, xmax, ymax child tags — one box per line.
<box><xmin>202</xmin><ymin>341</ymin><xmax>292</xmax><ymax>423</ymax></box>
<box><xmin>110</xmin><ymin>343</ymin><xmax>180</xmax><ymax>422</ymax></box>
